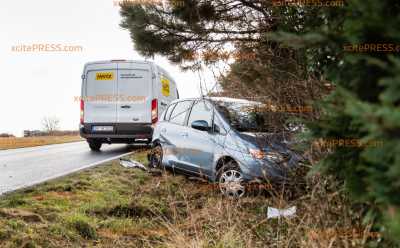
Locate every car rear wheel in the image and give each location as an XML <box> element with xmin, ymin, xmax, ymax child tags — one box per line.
<box><xmin>216</xmin><ymin>160</ymin><xmax>245</xmax><ymax>198</ymax></box>
<box><xmin>149</xmin><ymin>144</ymin><xmax>163</xmax><ymax>169</ymax></box>
<box><xmin>88</xmin><ymin>140</ymin><xmax>102</xmax><ymax>151</ymax></box>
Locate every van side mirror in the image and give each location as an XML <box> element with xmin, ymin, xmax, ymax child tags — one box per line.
<box><xmin>191</xmin><ymin>120</ymin><xmax>210</xmax><ymax>132</ymax></box>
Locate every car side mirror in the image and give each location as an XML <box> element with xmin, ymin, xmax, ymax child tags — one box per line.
<box><xmin>191</xmin><ymin>120</ymin><xmax>210</xmax><ymax>132</ymax></box>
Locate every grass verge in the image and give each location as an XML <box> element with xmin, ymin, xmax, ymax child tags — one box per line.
<box><xmin>0</xmin><ymin>149</ymin><xmax>382</xmax><ymax>247</ymax></box>
<box><xmin>0</xmin><ymin>136</ymin><xmax>83</xmax><ymax>150</ymax></box>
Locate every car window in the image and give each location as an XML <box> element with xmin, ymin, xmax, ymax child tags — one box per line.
<box><xmin>169</xmin><ymin>101</ymin><xmax>193</xmax><ymax>125</ymax></box>
<box><xmin>214</xmin><ymin>100</ymin><xmax>268</xmax><ymax>132</ymax></box>
<box><xmin>213</xmin><ymin>114</ymin><xmax>227</xmax><ymax>135</ymax></box>
<box><xmin>164</xmin><ymin>103</ymin><xmax>176</xmax><ymax>121</ymax></box>
<box><xmin>188</xmin><ymin>100</ymin><xmax>213</xmax><ymax>128</ymax></box>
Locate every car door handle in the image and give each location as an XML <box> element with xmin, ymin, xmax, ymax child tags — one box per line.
<box><xmin>180</xmin><ymin>132</ymin><xmax>188</xmax><ymax>137</ymax></box>
<box><xmin>121</xmin><ymin>105</ymin><xmax>131</xmax><ymax>109</ymax></box>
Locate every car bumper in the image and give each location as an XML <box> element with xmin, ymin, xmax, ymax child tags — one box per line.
<box><xmin>238</xmin><ymin>154</ymin><xmax>300</xmax><ymax>182</ymax></box>
<box><xmin>80</xmin><ymin>123</ymin><xmax>153</xmax><ymax>140</ymax></box>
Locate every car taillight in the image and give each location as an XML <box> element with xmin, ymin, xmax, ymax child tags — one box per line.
<box><xmin>80</xmin><ymin>99</ymin><xmax>84</xmax><ymax>124</ymax></box>
<box><xmin>151</xmin><ymin>99</ymin><xmax>158</xmax><ymax>124</ymax></box>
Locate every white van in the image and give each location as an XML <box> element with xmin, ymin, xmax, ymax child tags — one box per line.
<box><xmin>79</xmin><ymin>60</ymin><xmax>179</xmax><ymax>150</ymax></box>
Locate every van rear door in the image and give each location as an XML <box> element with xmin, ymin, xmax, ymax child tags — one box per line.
<box><xmin>116</xmin><ymin>63</ymin><xmax>152</xmax><ymax>123</ymax></box>
<box><xmin>84</xmin><ymin>67</ymin><xmax>118</xmax><ymax>123</ymax></box>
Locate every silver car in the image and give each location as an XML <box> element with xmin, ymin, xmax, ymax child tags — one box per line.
<box><xmin>149</xmin><ymin>97</ymin><xmax>302</xmax><ymax>197</ymax></box>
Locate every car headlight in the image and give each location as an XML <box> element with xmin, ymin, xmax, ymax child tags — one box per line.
<box><xmin>249</xmin><ymin>149</ymin><xmax>266</xmax><ymax>159</ymax></box>
<box><xmin>249</xmin><ymin>149</ymin><xmax>286</xmax><ymax>163</ymax></box>
<box><xmin>265</xmin><ymin>151</ymin><xmax>285</xmax><ymax>163</ymax></box>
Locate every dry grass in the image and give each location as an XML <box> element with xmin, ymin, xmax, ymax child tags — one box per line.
<box><xmin>0</xmin><ymin>150</ymin><xmax>382</xmax><ymax>248</ymax></box>
<box><xmin>0</xmin><ymin>136</ymin><xmax>83</xmax><ymax>150</ymax></box>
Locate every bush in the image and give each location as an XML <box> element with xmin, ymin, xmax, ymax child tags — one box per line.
<box><xmin>72</xmin><ymin>219</ymin><xmax>97</xmax><ymax>240</ymax></box>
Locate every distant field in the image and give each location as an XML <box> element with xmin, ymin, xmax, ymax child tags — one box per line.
<box><xmin>0</xmin><ymin>136</ymin><xmax>83</xmax><ymax>150</ymax></box>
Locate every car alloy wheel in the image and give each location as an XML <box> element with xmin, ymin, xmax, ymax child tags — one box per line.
<box><xmin>218</xmin><ymin>163</ymin><xmax>245</xmax><ymax>198</ymax></box>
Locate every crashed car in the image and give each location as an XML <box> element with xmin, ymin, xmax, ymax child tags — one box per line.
<box><xmin>149</xmin><ymin>97</ymin><xmax>303</xmax><ymax>197</ymax></box>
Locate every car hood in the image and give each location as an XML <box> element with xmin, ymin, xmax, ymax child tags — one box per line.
<box><xmin>238</xmin><ymin>131</ymin><xmax>305</xmax><ymax>168</ymax></box>
<box><xmin>238</xmin><ymin>132</ymin><xmax>293</xmax><ymax>153</ymax></box>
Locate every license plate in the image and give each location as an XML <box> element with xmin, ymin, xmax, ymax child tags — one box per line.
<box><xmin>92</xmin><ymin>126</ymin><xmax>113</xmax><ymax>132</ymax></box>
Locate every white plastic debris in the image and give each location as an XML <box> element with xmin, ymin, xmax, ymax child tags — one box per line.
<box><xmin>267</xmin><ymin>206</ymin><xmax>296</xmax><ymax>219</ymax></box>
<box><xmin>119</xmin><ymin>159</ymin><xmax>148</xmax><ymax>171</ymax></box>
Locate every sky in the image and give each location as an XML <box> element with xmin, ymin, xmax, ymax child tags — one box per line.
<box><xmin>0</xmin><ymin>0</ymin><xmax>216</xmax><ymax>137</ymax></box>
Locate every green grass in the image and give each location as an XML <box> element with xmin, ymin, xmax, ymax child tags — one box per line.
<box><xmin>0</xmin><ymin>149</ymin><xmax>379</xmax><ymax>247</ymax></box>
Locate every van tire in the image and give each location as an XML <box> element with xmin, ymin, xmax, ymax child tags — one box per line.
<box><xmin>88</xmin><ymin>140</ymin><xmax>102</xmax><ymax>151</ymax></box>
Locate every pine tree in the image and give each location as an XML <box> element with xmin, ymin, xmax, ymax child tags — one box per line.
<box><xmin>304</xmin><ymin>0</ymin><xmax>400</xmax><ymax>245</ymax></box>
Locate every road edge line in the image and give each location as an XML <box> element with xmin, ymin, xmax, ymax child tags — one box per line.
<box><xmin>0</xmin><ymin>150</ymin><xmax>136</xmax><ymax>197</ymax></box>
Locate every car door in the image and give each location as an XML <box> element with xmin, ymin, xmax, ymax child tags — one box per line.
<box><xmin>181</xmin><ymin>100</ymin><xmax>217</xmax><ymax>177</ymax></box>
<box><xmin>159</xmin><ymin>100</ymin><xmax>193</xmax><ymax>170</ymax></box>
<box><xmin>157</xmin><ymin>102</ymin><xmax>176</xmax><ymax>163</ymax></box>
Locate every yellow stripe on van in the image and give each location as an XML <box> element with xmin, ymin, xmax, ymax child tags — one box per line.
<box><xmin>96</xmin><ymin>72</ymin><xmax>114</xmax><ymax>80</ymax></box>
<box><xmin>161</xmin><ymin>77</ymin><xmax>170</xmax><ymax>96</ymax></box>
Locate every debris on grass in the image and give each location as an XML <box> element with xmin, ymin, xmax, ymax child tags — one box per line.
<box><xmin>267</xmin><ymin>206</ymin><xmax>296</xmax><ymax>219</ymax></box>
<box><xmin>119</xmin><ymin>158</ymin><xmax>147</xmax><ymax>171</ymax></box>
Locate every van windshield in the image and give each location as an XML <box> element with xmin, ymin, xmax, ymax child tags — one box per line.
<box><xmin>214</xmin><ymin>100</ymin><xmax>268</xmax><ymax>132</ymax></box>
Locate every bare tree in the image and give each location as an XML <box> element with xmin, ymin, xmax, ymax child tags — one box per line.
<box><xmin>42</xmin><ymin>116</ymin><xmax>60</xmax><ymax>134</ymax></box>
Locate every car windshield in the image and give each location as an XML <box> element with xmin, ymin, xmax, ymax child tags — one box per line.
<box><xmin>213</xmin><ymin>100</ymin><xmax>268</xmax><ymax>132</ymax></box>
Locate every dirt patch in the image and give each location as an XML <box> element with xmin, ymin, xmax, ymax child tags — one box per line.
<box><xmin>109</xmin><ymin>203</ymin><xmax>160</xmax><ymax>219</ymax></box>
<box><xmin>0</xmin><ymin>208</ymin><xmax>44</xmax><ymax>223</ymax></box>
<box><xmin>88</xmin><ymin>201</ymin><xmax>173</xmax><ymax>220</ymax></box>
<box><xmin>51</xmin><ymin>191</ymin><xmax>74</xmax><ymax>198</ymax></box>
<box><xmin>31</xmin><ymin>195</ymin><xmax>45</xmax><ymax>201</ymax></box>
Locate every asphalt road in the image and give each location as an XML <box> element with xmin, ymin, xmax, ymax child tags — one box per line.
<box><xmin>0</xmin><ymin>141</ymin><xmax>142</xmax><ymax>195</ymax></box>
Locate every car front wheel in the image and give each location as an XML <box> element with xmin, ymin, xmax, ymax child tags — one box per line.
<box><xmin>216</xmin><ymin>160</ymin><xmax>245</xmax><ymax>198</ymax></box>
<box><xmin>149</xmin><ymin>144</ymin><xmax>163</xmax><ymax>169</ymax></box>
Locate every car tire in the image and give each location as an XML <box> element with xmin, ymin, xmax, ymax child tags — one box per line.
<box><xmin>88</xmin><ymin>140</ymin><xmax>102</xmax><ymax>151</ymax></box>
<box><xmin>149</xmin><ymin>144</ymin><xmax>163</xmax><ymax>169</ymax></box>
<box><xmin>216</xmin><ymin>160</ymin><xmax>245</xmax><ymax>198</ymax></box>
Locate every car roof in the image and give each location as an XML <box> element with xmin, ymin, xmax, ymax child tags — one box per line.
<box><xmin>207</xmin><ymin>97</ymin><xmax>261</xmax><ymax>104</ymax></box>
<box><xmin>169</xmin><ymin>97</ymin><xmax>261</xmax><ymax>105</ymax></box>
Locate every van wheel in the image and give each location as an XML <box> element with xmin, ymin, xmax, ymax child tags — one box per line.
<box><xmin>149</xmin><ymin>145</ymin><xmax>163</xmax><ymax>169</ymax></box>
<box><xmin>88</xmin><ymin>140</ymin><xmax>102</xmax><ymax>151</ymax></box>
<box><xmin>216</xmin><ymin>160</ymin><xmax>245</xmax><ymax>198</ymax></box>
